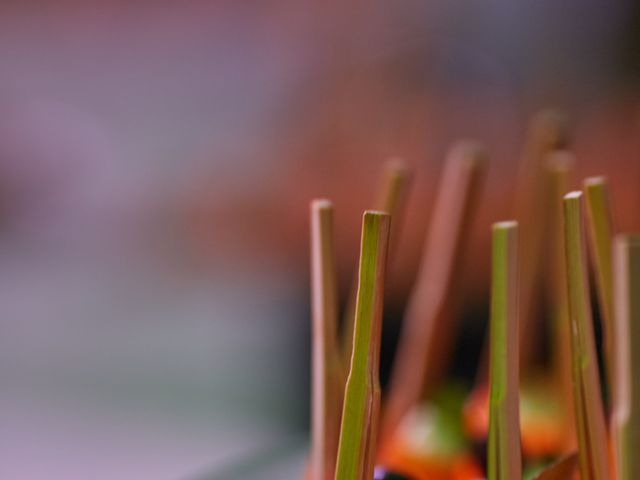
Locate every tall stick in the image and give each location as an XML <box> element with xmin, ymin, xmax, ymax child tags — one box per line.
<box><xmin>612</xmin><ymin>235</ymin><xmax>640</xmax><ymax>480</ymax></box>
<box><xmin>310</xmin><ymin>200</ymin><xmax>344</xmax><ymax>480</ymax></box>
<box><xmin>342</xmin><ymin>159</ymin><xmax>411</xmax><ymax>371</ymax></box>
<box><xmin>546</xmin><ymin>152</ymin><xmax>575</xmax><ymax>446</ymax></box>
<box><xmin>516</xmin><ymin>110</ymin><xmax>569</xmax><ymax>367</ymax></box>
<box><xmin>584</xmin><ymin>176</ymin><xmax>616</xmax><ymax>399</ymax></box>
<box><xmin>563</xmin><ymin>192</ymin><xmax>609</xmax><ymax>480</ymax></box>
<box><xmin>487</xmin><ymin>221</ymin><xmax>521</xmax><ymax>480</ymax></box>
<box><xmin>335</xmin><ymin>211</ymin><xmax>390</xmax><ymax>480</ymax></box>
<box><xmin>381</xmin><ymin>141</ymin><xmax>486</xmax><ymax>441</ymax></box>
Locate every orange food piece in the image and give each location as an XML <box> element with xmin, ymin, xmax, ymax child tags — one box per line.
<box><xmin>463</xmin><ymin>384</ymin><xmax>566</xmax><ymax>460</ymax></box>
<box><xmin>378</xmin><ymin>435</ymin><xmax>482</xmax><ymax>480</ymax></box>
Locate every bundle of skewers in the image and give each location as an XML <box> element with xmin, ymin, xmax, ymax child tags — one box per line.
<box><xmin>307</xmin><ymin>111</ymin><xmax>640</xmax><ymax>480</ymax></box>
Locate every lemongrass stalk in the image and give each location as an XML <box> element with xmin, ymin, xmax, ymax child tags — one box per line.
<box><xmin>612</xmin><ymin>235</ymin><xmax>640</xmax><ymax>480</ymax></box>
<box><xmin>342</xmin><ymin>159</ymin><xmax>411</xmax><ymax>371</ymax></box>
<box><xmin>382</xmin><ymin>141</ymin><xmax>486</xmax><ymax>440</ymax></box>
<box><xmin>310</xmin><ymin>200</ymin><xmax>343</xmax><ymax>480</ymax></box>
<box><xmin>563</xmin><ymin>191</ymin><xmax>609</xmax><ymax>480</ymax></box>
<box><xmin>584</xmin><ymin>176</ymin><xmax>615</xmax><ymax>397</ymax></box>
<box><xmin>546</xmin><ymin>152</ymin><xmax>576</xmax><ymax>446</ymax></box>
<box><xmin>335</xmin><ymin>211</ymin><xmax>390</xmax><ymax>480</ymax></box>
<box><xmin>516</xmin><ymin>110</ymin><xmax>569</xmax><ymax>367</ymax></box>
<box><xmin>487</xmin><ymin>221</ymin><xmax>521</xmax><ymax>480</ymax></box>
<box><xmin>533</xmin><ymin>452</ymin><xmax>579</xmax><ymax>480</ymax></box>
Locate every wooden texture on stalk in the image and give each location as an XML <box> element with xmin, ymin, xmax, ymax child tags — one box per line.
<box><xmin>310</xmin><ymin>200</ymin><xmax>344</xmax><ymax>480</ymax></box>
<box><xmin>563</xmin><ymin>192</ymin><xmax>609</xmax><ymax>480</ymax></box>
<box><xmin>335</xmin><ymin>211</ymin><xmax>390</xmax><ymax>480</ymax></box>
<box><xmin>612</xmin><ymin>235</ymin><xmax>640</xmax><ymax>480</ymax></box>
<box><xmin>487</xmin><ymin>221</ymin><xmax>521</xmax><ymax>480</ymax></box>
<box><xmin>381</xmin><ymin>141</ymin><xmax>486</xmax><ymax>441</ymax></box>
<box><xmin>341</xmin><ymin>159</ymin><xmax>411</xmax><ymax>371</ymax></box>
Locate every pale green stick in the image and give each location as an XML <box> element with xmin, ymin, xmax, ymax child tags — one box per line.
<box><xmin>382</xmin><ymin>142</ymin><xmax>486</xmax><ymax>440</ymax></box>
<box><xmin>335</xmin><ymin>211</ymin><xmax>390</xmax><ymax>480</ymax></box>
<box><xmin>310</xmin><ymin>200</ymin><xmax>344</xmax><ymax>480</ymax></box>
<box><xmin>341</xmin><ymin>159</ymin><xmax>411</xmax><ymax>371</ymax></box>
<box><xmin>612</xmin><ymin>235</ymin><xmax>640</xmax><ymax>480</ymax></box>
<box><xmin>563</xmin><ymin>192</ymin><xmax>610</xmax><ymax>480</ymax></box>
<box><xmin>584</xmin><ymin>177</ymin><xmax>615</xmax><ymax>398</ymax></box>
<box><xmin>487</xmin><ymin>221</ymin><xmax>521</xmax><ymax>480</ymax></box>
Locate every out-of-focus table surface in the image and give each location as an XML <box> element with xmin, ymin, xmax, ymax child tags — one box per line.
<box><xmin>0</xmin><ymin>247</ymin><xmax>306</xmax><ymax>479</ymax></box>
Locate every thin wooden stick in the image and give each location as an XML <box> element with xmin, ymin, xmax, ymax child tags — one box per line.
<box><xmin>546</xmin><ymin>152</ymin><xmax>576</xmax><ymax>447</ymax></box>
<box><xmin>310</xmin><ymin>200</ymin><xmax>344</xmax><ymax>480</ymax></box>
<box><xmin>533</xmin><ymin>452</ymin><xmax>579</xmax><ymax>480</ymax></box>
<box><xmin>341</xmin><ymin>159</ymin><xmax>411</xmax><ymax>371</ymax></box>
<box><xmin>487</xmin><ymin>221</ymin><xmax>521</xmax><ymax>480</ymax></box>
<box><xmin>516</xmin><ymin>110</ymin><xmax>569</xmax><ymax>368</ymax></box>
<box><xmin>381</xmin><ymin>141</ymin><xmax>486</xmax><ymax>441</ymax></box>
<box><xmin>612</xmin><ymin>235</ymin><xmax>640</xmax><ymax>480</ymax></box>
<box><xmin>335</xmin><ymin>211</ymin><xmax>390</xmax><ymax>480</ymax></box>
<box><xmin>584</xmin><ymin>176</ymin><xmax>615</xmax><ymax>398</ymax></box>
<box><xmin>563</xmin><ymin>191</ymin><xmax>609</xmax><ymax>480</ymax></box>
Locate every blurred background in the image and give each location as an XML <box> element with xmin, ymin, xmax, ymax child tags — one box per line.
<box><xmin>0</xmin><ymin>1</ymin><xmax>639</xmax><ymax>478</ymax></box>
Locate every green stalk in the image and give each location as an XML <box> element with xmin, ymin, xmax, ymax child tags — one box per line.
<box><xmin>487</xmin><ymin>221</ymin><xmax>521</xmax><ymax>480</ymax></box>
<box><xmin>563</xmin><ymin>192</ymin><xmax>609</xmax><ymax>480</ymax></box>
<box><xmin>335</xmin><ymin>211</ymin><xmax>390</xmax><ymax>480</ymax></box>
<box><xmin>584</xmin><ymin>177</ymin><xmax>615</xmax><ymax>398</ymax></box>
<box><xmin>612</xmin><ymin>235</ymin><xmax>640</xmax><ymax>480</ymax></box>
<box><xmin>310</xmin><ymin>200</ymin><xmax>343</xmax><ymax>480</ymax></box>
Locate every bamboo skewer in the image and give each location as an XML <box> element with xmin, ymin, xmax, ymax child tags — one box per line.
<box><xmin>515</xmin><ymin>110</ymin><xmax>569</xmax><ymax>368</ymax></box>
<box><xmin>612</xmin><ymin>235</ymin><xmax>640</xmax><ymax>480</ymax></box>
<box><xmin>546</xmin><ymin>152</ymin><xmax>576</xmax><ymax>447</ymax></box>
<box><xmin>335</xmin><ymin>211</ymin><xmax>390</xmax><ymax>480</ymax></box>
<box><xmin>381</xmin><ymin>142</ymin><xmax>486</xmax><ymax>441</ymax></box>
<box><xmin>563</xmin><ymin>191</ymin><xmax>610</xmax><ymax>480</ymax></box>
<box><xmin>341</xmin><ymin>159</ymin><xmax>411</xmax><ymax>371</ymax></box>
<box><xmin>310</xmin><ymin>200</ymin><xmax>344</xmax><ymax>480</ymax></box>
<box><xmin>584</xmin><ymin>176</ymin><xmax>616</xmax><ymax>398</ymax></box>
<box><xmin>487</xmin><ymin>221</ymin><xmax>521</xmax><ymax>480</ymax></box>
